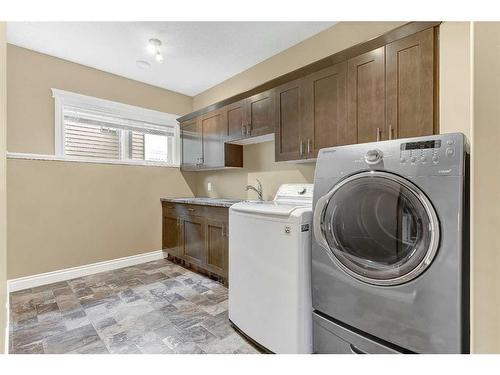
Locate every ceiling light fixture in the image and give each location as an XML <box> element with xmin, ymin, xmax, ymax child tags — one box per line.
<box><xmin>147</xmin><ymin>38</ymin><xmax>162</xmax><ymax>54</ymax></box>
<box><xmin>155</xmin><ymin>52</ymin><xmax>164</xmax><ymax>63</ymax></box>
<box><xmin>147</xmin><ymin>38</ymin><xmax>164</xmax><ymax>63</ymax></box>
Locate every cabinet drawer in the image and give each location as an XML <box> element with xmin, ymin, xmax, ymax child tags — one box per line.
<box><xmin>162</xmin><ymin>202</ymin><xmax>178</xmax><ymax>216</ymax></box>
<box><xmin>176</xmin><ymin>203</ymin><xmax>205</xmax><ymax>217</ymax></box>
<box><xmin>162</xmin><ymin>202</ymin><xmax>206</xmax><ymax>217</ymax></box>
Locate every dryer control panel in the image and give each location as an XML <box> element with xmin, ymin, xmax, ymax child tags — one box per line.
<box><xmin>399</xmin><ymin>138</ymin><xmax>457</xmax><ymax>166</ymax></box>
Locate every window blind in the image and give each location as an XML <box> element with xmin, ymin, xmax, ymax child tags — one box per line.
<box><xmin>62</xmin><ymin>106</ymin><xmax>175</xmax><ymax>162</ymax></box>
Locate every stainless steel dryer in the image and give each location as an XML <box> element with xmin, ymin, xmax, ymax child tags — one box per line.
<box><xmin>311</xmin><ymin>133</ymin><xmax>469</xmax><ymax>354</ymax></box>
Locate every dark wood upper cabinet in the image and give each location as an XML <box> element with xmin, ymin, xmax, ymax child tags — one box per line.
<box><xmin>200</xmin><ymin>109</ymin><xmax>225</xmax><ymax>168</ymax></box>
<box><xmin>348</xmin><ymin>46</ymin><xmax>386</xmax><ymax>144</ymax></box>
<box><xmin>180</xmin><ymin>117</ymin><xmax>202</xmax><ymax>168</ymax></box>
<box><xmin>246</xmin><ymin>89</ymin><xmax>275</xmax><ymax>138</ymax></box>
<box><xmin>275</xmin><ymin>79</ymin><xmax>303</xmax><ymax>162</ymax></box>
<box><xmin>386</xmin><ymin>28</ymin><xmax>435</xmax><ymax>139</ymax></box>
<box><xmin>180</xmin><ymin>23</ymin><xmax>440</xmax><ymax>164</ymax></box>
<box><xmin>226</xmin><ymin>100</ymin><xmax>247</xmax><ymax>142</ymax></box>
<box><xmin>302</xmin><ymin>62</ymin><xmax>350</xmax><ymax>158</ymax></box>
<box><xmin>181</xmin><ymin>109</ymin><xmax>242</xmax><ymax>170</ymax></box>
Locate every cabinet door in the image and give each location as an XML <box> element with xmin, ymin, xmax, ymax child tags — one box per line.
<box><xmin>181</xmin><ymin>117</ymin><xmax>202</xmax><ymax>167</ymax></box>
<box><xmin>386</xmin><ymin>28</ymin><xmax>435</xmax><ymax>139</ymax></box>
<box><xmin>302</xmin><ymin>62</ymin><xmax>350</xmax><ymax>158</ymax></box>
<box><xmin>205</xmin><ymin>219</ymin><xmax>228</xmax><ymax>277</ymax></box>
<box><xmin>225</xmin><ymin>100</ymin><xmax>247</xmax><ymax>141</ymax></box>
<box><xmin>347</xmin><ymin>46</ymin><xmax>386</xmax><ymax>144</ymax></box>
<box><xmin>180</xmin><ymin>216</ymin><xmax>204</xmax><ymax>266</ymax></box>
<box><xmin>201</xmin><ymin>109</ymin><xmax>226</xmax><ymax>168</ymax></box>
<box><xmin>247</xmin><ymin>89</ymin><xmax>275</xmax><ymax>137</ymax></box>
<box><xmin>275</xmin><ymin>79</ymin><xmax>303</xmax><ymax>161</ymax></box>
<box><xmin>163</xmin><ymin>214</ymin><xmax>181</xmax><ymax>257</ymax></box>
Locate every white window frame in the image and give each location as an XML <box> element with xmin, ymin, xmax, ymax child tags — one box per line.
<box><xmin>51</xmin><ymin>88</ymin><xmax>181</xmax><ymax>167</ymax></box>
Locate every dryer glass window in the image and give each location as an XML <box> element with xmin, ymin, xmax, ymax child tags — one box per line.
<box><xmin>322</xmin><ymin>173</ymin><xmax>437</xmax><ymax>284</ymax></box>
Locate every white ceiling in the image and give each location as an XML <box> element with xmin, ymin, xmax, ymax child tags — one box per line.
<box><xmin>6</xmin><ymin>22</ymin><xmax>335</xmax><ymax>96</ymax></box>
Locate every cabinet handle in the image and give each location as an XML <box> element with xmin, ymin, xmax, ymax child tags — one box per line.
<box><xmin>221</xmin><ymin>223</ymin><xmax>225</xmax><ymax>237</ymax></box>
<box><xmin>187</xmin><ymin>208</ymin><xmax>195</xmax><ymax>212</ymax></box>
<box><xmin>176</xmin><ymin>217</ymin><xmax>180</xmax><ymax>226</ymax></box>
<box><xmin>307</xmin><ymin>138</ymin><xmax>311</xmax><ymax>155</ymax></box>
<box><xmin>376</xmin><ymin>128</ymin><xmax>381</xmax><ymax>142</ymax></box>
<box><xmin>388</xmin><ymin>125</ymin><xmax>393</xmax><ymax>140</ymax></box>
<box><xmin>166</xmin><ymin>205</ymin><xmax>174</xmax><ymax>209</ymax></box>
<box><xmin>299</xmin><ymin>139</ymin><xmax>303</xmax><ymax>156</ymax></box>
<box><xmin>241</xmin><ymin>125</ymin><xmax>246</xmax><ymax>136</ymax></box>
<box><xmin>246</xmin><ymin>124</ymin><xmax>252</xmax><ymax>136</ymax></box>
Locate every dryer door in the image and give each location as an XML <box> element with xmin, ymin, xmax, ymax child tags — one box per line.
<box><xmin>313</xmin><ymin>171</ymin><xmax>439</xmax><ymax>286</ymax></box>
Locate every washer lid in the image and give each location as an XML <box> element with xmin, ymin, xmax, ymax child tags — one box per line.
<box><xmin>230</xmin><ymin>201</ymin><xmax>310</xmax><ymax>216</ymax></box>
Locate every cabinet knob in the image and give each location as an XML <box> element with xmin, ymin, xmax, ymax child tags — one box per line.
<box><xmin>299</xmin><ymin>139</ymin><xmax>303</xmax><ymax>156</ymax></box>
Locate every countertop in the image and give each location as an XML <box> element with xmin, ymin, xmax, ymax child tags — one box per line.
<box><xmin>161</xmin><ymin>197</ymin><xmax>244</xmax><ymax>208</ymax></box>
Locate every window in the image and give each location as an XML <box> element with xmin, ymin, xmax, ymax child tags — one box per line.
<box><xmin>52</xmin><ymin>89</ymin><xmax>180</xmax><ymax>166</ymax></box>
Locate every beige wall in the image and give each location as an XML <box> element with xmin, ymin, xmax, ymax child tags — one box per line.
<box><xmin>439</xmin><ymin>22</ymin><xmax>473</xmax><ymax>139</ymax></box>
<box><xmin>197</xmin><ymin>141</ymin><xmax>315</xmax><ymax>200</ymax></box>
<box><xmin>471</xmin><ymin>22</ymin><xmax>500</xmax><ymax>353</ymax></box>
<box><xmin>7</xmin><ymin>160</ymin><xmax>195</xmax><ymax>279</ymax></box>
<box><xmin>439</xmin><ymin>21</ymin><xmax>500</xmax><ymax>354</ymax></box>
<box><xmin>0</xmin><ymin>22</ymin><xmax>7</xmax><ymax>353</ymax></box>
<box><xmin>8</xmin><ymin>45</ymin><xmax>192</xmax><ymax>155</ymax></box>
<box><xmin>7</xmin><ymin>46</ymin><xmax>197</xmax><ymax>279</ymax></box>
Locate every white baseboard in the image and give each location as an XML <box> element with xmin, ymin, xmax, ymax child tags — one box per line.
<box><xmin>7</xmin><ymin>250</ymin><xmax>165</xmax><ymax>293</ymax></box>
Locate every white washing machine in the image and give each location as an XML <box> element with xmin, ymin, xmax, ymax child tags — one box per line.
<box><xmin>228</xmin><ymin>183</ymin><xmax>314</xmax><ymax>354</ymax></box>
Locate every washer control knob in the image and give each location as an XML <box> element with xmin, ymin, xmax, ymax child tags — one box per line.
<box><xmin>446</xmin><ymin>148</ymin><xmax>455</xmax><ymax>157</ymax></box>
<box><xmin>365</xmin><ymin>149</ymin><xmax>383</xmax><ymax>164</ymax></box>
<box><xmin>432</xmin><ymin>155</ymin><xmax>439</xmax><ymax>163</ymax></box>
<box><xmin>410</xmin><ymin>156</ymin><xmax>417</xmax><ymax>163</ymax></box>
<box><xmin>447</xmin><ymin>139</ymin><xmax>454</xmax><ymax>145</ymax></box>
<box><xmin>420</xmin><ymin>156</ymin><xmax>426</xmax><ymax>162</ymax></box>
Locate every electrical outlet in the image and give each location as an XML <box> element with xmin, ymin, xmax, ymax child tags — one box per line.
<box><xmin>207</xmin><ymin>182</ymin><xmax>212</xmax><ymax>192</ymax></box>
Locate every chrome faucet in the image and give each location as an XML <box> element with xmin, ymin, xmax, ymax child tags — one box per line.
<box><xmin>245</xmin><ymin>178</ymin><xmax>263</xmax><ymax>201</ymax></box>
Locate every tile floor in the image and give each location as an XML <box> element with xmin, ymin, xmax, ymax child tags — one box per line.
<box><xmin>9</xmin><ymin>258</ymin><xmax>260</xmax><ymax>354</ymax></box>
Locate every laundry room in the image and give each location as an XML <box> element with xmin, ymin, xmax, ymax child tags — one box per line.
<box><xmin>0</xmin><ymin>2</ymin><xmax>500</xmax><ymax>372</ymax></box>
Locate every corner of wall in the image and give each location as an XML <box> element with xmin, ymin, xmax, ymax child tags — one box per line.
<box><xmin>0</xmin><ymin>21</ymin><xmax>8</xmax><ymax>354</ymax></box>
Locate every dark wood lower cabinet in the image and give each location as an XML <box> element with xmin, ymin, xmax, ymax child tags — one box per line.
<box><xmin>162</xmin><ymin>214</ymin><xmax>181</xmax><ymax>257</ymax></box>
<box><xmin>162</xmin><ymin>202</ymin><xmax>229</xmax><ymax>284</ymax></box>
<box><xmin>204</xmin><ymin>219</ymin><xmax>227</xmax><ymax>277</ymax></box>
<box><xmin>180</xmin><ymin>215</ymin><xmax>205</xmax><ymax>267</ymax></box>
